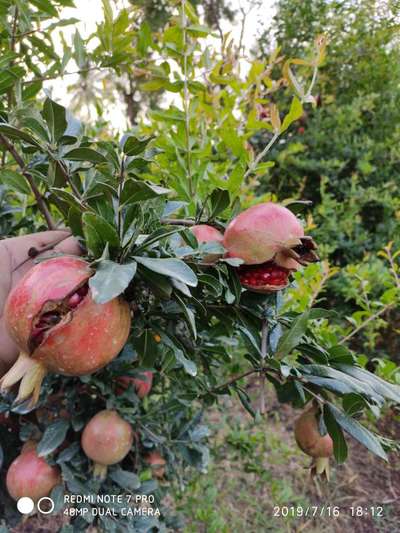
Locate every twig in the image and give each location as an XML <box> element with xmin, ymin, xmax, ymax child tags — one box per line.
<box><xmin>243</xmin><ymin>131</ymin><xmax>280</xmax><ymax>180</ymax></box>
<box><xmin>8</xmin><ymin>6</ymin><xmax>19</xmax><ymax>110</ymax></box>
<box><xmin>12</xmin><ymin>232</ymin><xmax>73</xmax><ymax>272</ymax></box>
<box><xmin>386</xmin><ymin>245</ymin><xmax>400</xmax><ymax>289</ymax></box>
<box><xmin>209</xmin><ymin>368</ymin><xmax>259</xmax><ymax>393</ymax></box>
<box><xmin>54</xmin><ymin>159</ymin><xmax>83</xmax><ymax>200</ymax></box>
<box><xmin>0</xmin><ymin>134</ymin><xmax>56</xmax><ymax>230</ymax></box>
<box><xmin>181</xmin><ymin>0</ymin><xmax>194</xmax><ymax>198</ymax></box>
<box><xmin>260</xmin><ymin>319</ymin><xmax>268</xmax><ymax>414</ymax></box>
<box><xmin>309</xmin><ymin>262</ymin><xmax>332</xmax><ymax>308</ymax></box>
<box><xmin>339</xmin><ymin>303</ymin><xmax>394</xmax><ymax>345</ymax></box>
<box><xmin>160</xmin><ymin>218</ymin><xmax>196</xmax><ymax>226</ymax></box>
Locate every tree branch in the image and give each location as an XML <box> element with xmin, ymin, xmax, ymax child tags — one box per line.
<box><xmin>0</xmin><ymin>134</ymin><xmax>56</xmax><ymax>230</ymax></box>
<box><xmin>339</xmin><ymin>303</ymin><xmax>394</xmax><ymax>345</ymax></box>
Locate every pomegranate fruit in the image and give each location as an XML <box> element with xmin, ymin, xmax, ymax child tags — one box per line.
<box><xmin>6</xmin><ymin>445</ymin><xmax>61</xmax><ymax>502</ymax></box>
<box><xmin>1</xmin><ymin>257</ymin><xmax>131</xmax><ymax>406</ymax></box>
<box><xmin>190</xmin><ymin>224</ymin><xmax>224</xmax><ymax>263</ymax></box>
<box><xmin>145</xmin><ymin>451</ymin><xmax>166</xmax><ymax>479</ymax></box>
<box><xmin>223</xmin><ymin>202</ymin><xmax>319</xmax><ymax>293</ymax></box>
<box><xmin>116</xmin><ymin>370</ymin><xmax>153</xmax><ymax>399</ymax></box>
<box><xmin>294</xmin><ymin>406</ymin><xmax>333</xmax><ymax>479</ymax></box>
<box><xmin>81</xmin><ymin>410</ymin><xmax>133</xmax><ymax>479</ymax></box>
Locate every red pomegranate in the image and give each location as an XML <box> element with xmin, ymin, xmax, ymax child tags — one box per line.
<box><xmin>6</xmin><ymin>446</ymin><xmax>61</xmax><ymax>502</ymax></box>
<box><xmin>81</xmin><ymin>410</ymin><xmax>133</xmax><ymax>479</ymax></box>
<box><xmin>294</xmin><ymin>406</ymin><xmax>333</xmax><ymax>479</ymax></box>
<box><xmin>223</xmin><ymin>202</ymin><xmax>318</xmax><ymax>293</ymax></box>
<box><xmin>145</xmin><ymin>451</ymin><xmax>166</xmax><ymax>479</ymax></box>
<box><xmin>190</xmin><ymin>224</ymin><xmax>224</xmax><ymax>263</ymax></box>
<box><xmin>1</xmin><ymin>257</ymin><xmax>131</xmax><ymax>406</ymax></box>
<box><xmin>116</xmin><ymin>370</ymin><xmax>153</xmax><ymax>399</ymax></box>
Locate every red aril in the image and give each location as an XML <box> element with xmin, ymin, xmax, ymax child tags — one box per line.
<box><xmin>1</xmin><ymin>257</ymin><xmax>131</xmax><ymax>406</ymax></box>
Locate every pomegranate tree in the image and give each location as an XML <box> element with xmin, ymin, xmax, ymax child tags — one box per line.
<box><xmin>294</xmin><ymin>406</ymin><xmax>334</xmax><ymax>479</ymax></box>
<box><xmin>224</xmin><ymin>202</ymin><xmax>319</xmax><ymax>292</ymax></box>
<box><xmin>81</xmin><ymin>410</ymin><xmax>134</xmax><ymax>479</ymax></box>
<box><xmin>0</xmin><ymin>257</ymin><xmax>131</xmax><ymax>405</ymax></box>
<box><xmin>6</xmin><ymin>445</ymin><xmax>61</xmax><ymax>502</ymax></box>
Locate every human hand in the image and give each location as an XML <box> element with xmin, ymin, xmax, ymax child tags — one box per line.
<box><xmin>0</xmin><ymin>231</ymin><xmax>81</xmax><ymax>375</ymax></box>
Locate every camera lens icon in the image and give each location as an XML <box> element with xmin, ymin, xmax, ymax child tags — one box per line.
<box><xmin>17</xmin><ymin>497</ymin><xmax>34</xmax><ymax>515</ymax></box>
<box><xmin>17</xmin><ymin>496</ymin><xmax>55</xmax><ymax>515</ymax></box>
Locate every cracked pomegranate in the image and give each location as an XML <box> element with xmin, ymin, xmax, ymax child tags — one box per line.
<box><xmin>294</xmin><ymin>406</ymin><xmax>333</xmax><ymax>479</ymax></box>
<box><xmin>224</xmin><ymin>202</ymin><xmax>319</xmax><ymax>293</ymax></box>
<box><xmin>6</xmin><ymin>445</ymin><xmax>61</xmax><ymax>502</ymax></box>
<box><xmin>1</xmin><ymin>257</ymin><xmax>131</xmax><ymax>405</ymax></box>
<box><xmin>190</xmin><ymin>224</ymin><xmax>224</xmax><ymax>263</ymax></box>
<box><xmin>81</xmin><ymin>410</ymin><xmax>133</xmax><ymax>479</ymax></box>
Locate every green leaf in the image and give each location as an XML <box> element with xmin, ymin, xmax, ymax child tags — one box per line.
<box><xmin>174</xmin><ymin>347</ymin><xmax>197</xmax><ymax>376</ymax></box>
<box><xmin>42</xmin><ymin>97</ymin><xmax>67</xmax><ymax>142</ymax></box>
<box><xmin>276</xmin><ymin>310</ymin><xmax>310</xmax><ymax>357</ymax></box>
<box><xmin>29</xmin><ymin>0</ymin><xmax>58</xmax><ymax>16</ymax></box>
<box><xmin>328</xmin><ymin>403</ymin><xmax>387</xmax><ymax>461</ymax></box>
<box><xmin>134</xmin><ymin>227</ymin><xmax>181</xmax><ymax>254</ymax></box>
<box><xmin>82</xmin><ymin>213</ymin><xmax>120</xmax><ymax>257</ymax></box>
<box><xmin>209</xmin><ymin>188</ymin><xmax>230</xmax><ymax>218</ymax></box>
<box><xmin>64</xmin><ymin>147</ymin><xmax>106</xmax><ymax>163</ymax></box>
<box><xmin>134</xmin><ymin>257</ymin><xmax>197</xmax><ymax>287</ymax></box>
<box><xmin>89</xmin><ymin>260</ymin><xmax>137</xmax><ymax>304</ymax></box>
<box><xmin>121</xmin><ymin>179</ymin><xmax>170</xmax><ymax>204</ymax></box>
<box><xmin>37</xmin><ymin>420</ymin><xmax>70</xmax><ymax>457</ymax></box>
<box><xmin>121</xmin><ymin>134</ymin><xmax>153</xmax><ymax>156</ymax></box>
<box><xmin>175</xmin><ymin>293</ymin><xmax>196</xmax><ymax>339</ymax></box>
<box><xmin>0</xmin><ymin>124</ymin><xmax>42</xmax><ymax>148</ymax></box>
<box><xmin>0</xmin><ymin>169</ymin><xmax>31</xmax><ymax>194</ymax></box>
<box><xmin>336</xmin><ymin>364</ymin><xmax>400</xmax><ymax>403</ymax></box>
<box><xmin>323</xmin><ymin>405</ymin><xmax>348</xmax><ymax>463</ymax></box>
<box><xmin>280</xmin><ymin>96</ymin><xmax>303</xmax><ymax>133</ymax></box>
<box><xmin>109</xmin><ymin>467</ymin><xmax>140</xmax><ymax>491</ymax></box>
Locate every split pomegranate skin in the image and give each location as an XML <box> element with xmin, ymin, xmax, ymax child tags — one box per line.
<box><xmin>6</xmin><ymin>446</ymin><xmax>61</xmax><ymax>502</ymax></box>
<box><xmin>224</xmin><ymin>202</ymin><xmax>319</xmax><ymax>293</ymax></box>
<box><xmin>1</xmin><ymin>257</ymin><xmax>131</xmax><ymax>405</ymax></box>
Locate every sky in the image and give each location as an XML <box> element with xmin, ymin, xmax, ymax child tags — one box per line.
<box><xmin>47</xmin><ymin>0</ymin><xmax>276</xmax><ymax>129</ymax></box>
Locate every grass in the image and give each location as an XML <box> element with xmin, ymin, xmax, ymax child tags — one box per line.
<box><xmin>174</xmin><ymin>392</ymin><xmax>400</xmax><ymax>533</ymax></box>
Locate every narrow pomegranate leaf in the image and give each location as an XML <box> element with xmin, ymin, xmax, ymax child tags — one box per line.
<box><xmin>276</xmin><ymin>310</ymin><xmax>310</xmax><ymax>358</ymax></box>
<box><xmin>89</xmin><ymin>260</ymin><xmax>137</xmax><ymax>304</ymax></box>
<box><xmin>134</xmin><ymin>256</ymin><xmax>198</xmax><ymax>287</ymax></box>
<box><xmin>324</xmin><ymin>404</ymin><xmax>348</xmax><ymax>464</ymax></box>
<box><xmin>109</xmin><ymin>467</ymin><xmax>140</xmax><ymax>490</ymax></box>
<box><xmin>335</xmin><ymin>364</ymin><xmax>400</xmax><ymax>403</ymax></box>
<box><xmin>300</xmin><ymin>364</ymin><xmax>384</xmax><ymax>404</ymax></box>
<box><xmin>37</xmin><ymin>420</ymin><xmax>70</xmax><ymax>457</ymax></box>
<box><xmin>328</xmin><ymin>403</ymin><xmax>387</xmax><ymax>461</ymax></box>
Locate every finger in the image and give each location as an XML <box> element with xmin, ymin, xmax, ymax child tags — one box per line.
<box><xmin>5</xmin><ymin>230</ymin><xmax>81</xmax><ymax>270</ymax></box>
